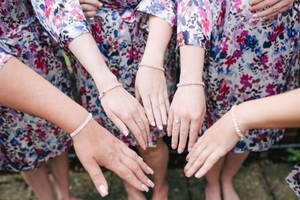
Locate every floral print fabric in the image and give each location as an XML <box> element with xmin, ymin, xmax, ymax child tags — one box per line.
<box><xmin>0</xmin><ymin>50</ymin><xmax>11</xmax><ymax>70</ymax></box>
<box><xmin>0</xmin><ymin>0</ymin><xmax>73</xmax><ymax>172</ymax></box>
<box><xmin>287</xmin><ymin>161</ymin><xmax>300</xmax><ymax>199</ymax></box>
<box><xmin>178</xmin><ymin>0</ymin><xmax>300</xmax><ymax>152</ymax></box>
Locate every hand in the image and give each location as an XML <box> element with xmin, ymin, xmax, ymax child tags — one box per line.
<box><xmin>73</xmin><ymin>119</ymin><xmax>154</xmax><ymax>197</ymax></box>
<box><xmin>79</xmin><ymin>0</ymin><xmax>103</xmax><ymax>18</ymax></box>
<box><xmin>167</xmin><ymin>86</ymin><xmax>206</xmax><ymax>153</ymax></box>
<box><xmin>249</xmin><ymin>0</ymin><xmax>294</xmax><ymax>19</ymax></box>
<box><xmin>135</xmin><ymin>67</ymin><xmax>169</xmax><ymax>131</ymax></box>
<box><xmin>184</xmin><ymin>111</ymin><xmax>241</xmax><ymax>179</ymax></box>
<box><xmin>101</xmin><ymin>86</ymin><xmax>150</xmax><ymax>150</ymax></box>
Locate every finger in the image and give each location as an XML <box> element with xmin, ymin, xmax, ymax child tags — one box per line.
<box><xmin>133</xmin><ymin>112</ymin><xmax>148</xmax><ymax>147</ymax></box>
<box><xmin>105</xmin><ymin>110</ymin><xmax>129</xmax><ymax>136</ymax></box>
<box><xmin>250</xmin><ymin>0</ymin><xmax>281</xmax><ymax>12</ymax></box>
<box><xmin>80</xmin><ymin>0</ymin><xmax>102</xmax><ymax>7</ymax></box>
<box><xmin>142</xmin><ymin>96</ymin><xmax>156</xmax><ymax>127</ymax></box>
<box><xmin>120</xmin><ymin>155</ymin><xmax>154</xmax><ymax>188</ymax></box>
<box><xmin>178</xmin><ymin>119</ymin><xmax>190</xmax><ymax>154</ymax></box>
<box><xmin>249</xmin><ymin>0</ymin><xmax>264</xmax><ymax>6</ymax></box>
<box><xmin>171</xmin><ymin>116</ymin><xmax>181</xmax><ymax>150</ymax></box>
<box><xmin>137</xmin><ymin>105</ymin><xmax>150</xmax><ymax>141</ymax></box>
<box><xmin>188</xmin><ymin>120</ymin><xmax>200</xmax><ymax>152</ymax></box>
<box><xmin>195</xmin><ymin>152</ymin><xmax>223</xmax><ymax>179</ymax></box>
<box><xmin>167</xmin><ymin>108</ymin><xmax>174</xmax><ymax>136</ymax></box>
<box><xmin>164</xmin><ymin>88</ymin><xmax>170</xmax><ymax>113</ymax></box>
<box><xmin>126</xmin><ymin>115</ymin><xmax>146</xmax><ymax>150</ymax></box>
<box><xmin>159</xmin><ymin>92</ymin><xmax>168</xmax><ymax>126</ymax></box>
<box><xmin>186</xmin><ymin>137</ymin><xmax>206</xmax><ymax>164</ymax></box>
<box><xmin>84</xmin><ymin>11</ymin><xmax>97</xmax><ymax>18</ymax></box>
<box><xmin>114</xmin><ymin>163</ymin><xmax>150</xmax><ymax>192</ymax></box>
<box><xmin>185</xmin><ymin>149</ymin><xmax>211</xmax><ymax>177</ymax></box>
<box><xmin>82</xmin><ymin>159</ymin><xmax>109</xmax><ymax>197</ymax></box>
<box><xmin>81</xmin><ymin>3</ymin><xmax>99</xmax><ymax>12</ymax></box>
<box><xmin>259</xmin><ymin>5</ymin><xmax>290</xmax><ymax>19</ymax></box>
<box><xmin>150</xmin><ymin>95</ymin><xmax>163</xmax><ymax>130</ymax></box>
<box><xmin>252</xmin><ymin>2</ymin><xmax>283</xmax><ymax>18</ymax></box>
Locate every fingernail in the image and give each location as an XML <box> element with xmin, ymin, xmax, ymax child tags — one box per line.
<box><xmin>151</xmin><ymin>121</ymin><xmax>155</xmax><ymax>126</ymax></box>
<box><xmin>147</xmin><ymin>167</ymin><xmax>154</xmax><ymax>175</ymax></box>
<box><xmin>195</xmin><ymin>171</ymin><xmax>202</xmax><ymax>179</ymax></box>
<box><xmin>98</xmin><ymin>2</ymin><xmax>103</xmax><ymax>7</ymax></box>
<box><xmin>253</xmin><ymin>14</ymin><xmax>258</xmax><ymax>18</ymax></box>
<box><xmin>158</xmin><ymin>125</ymin><xmax>163</xmax><ymax>130</ymax></box>
<box><xmin>124</xmin><ymin>129</ymin><xmax>129</xmax><ymax>136</ymax></box>
<box><xmin>142</xmin><ymin>184</ymin><xmax>149</xmax><ymax>192</ymax></box>
<box><xmin>148</xmin><ymin>179</ymin><xmax>155</xmax><ymax>188</ymax></box>
<box><xmin>98</xmin><ymin>185</ymin><xmax>108</xmax><ymax>197</ymax></box>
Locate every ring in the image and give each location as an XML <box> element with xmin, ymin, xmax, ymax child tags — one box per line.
<box><xmin>175</xmin><ymin>119</ymin><xmax>180</xmax><ymax>124</ymax></box>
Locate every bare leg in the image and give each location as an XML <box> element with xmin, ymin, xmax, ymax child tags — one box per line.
<box><xmin>48</xmin><ymin>151</ymin><xmax>82</xmax><ymax>200</ymax></box>
<box><xmin>22</xmin><ymin>163</ymin><xmax>56</xmax><ymax>200</ymax></box>
<box><xmin>124</xmin><ymin>138</ymin><xmax>169</xmax><ymax>200</ymax></box>
<box><xmin>221</xmin><ymin>151</ymin><xmax>249</xmax><ymax>200</ymax></box>
<box><xmin>204</xmin><ymin>157</ymin><xmax>224</xmax><ymax>200</ymax></box>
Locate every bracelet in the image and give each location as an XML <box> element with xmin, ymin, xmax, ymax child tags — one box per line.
<box><xmin>139</xmin><ymin>64</ymin><xmax>165</xmax><ymax>72</ymax></box>
<box><xmin>70</xmin><ymin>113</ymin><xmax>93</xmax><ymax>137</ymax></box>
<box><xmin>98</xmin><ymin>83</ymin><xmax>122</xmax><ymax>100</ymax></box>
<box><xmin>177</xmin><ymin>82</ymin><xmax>205</xmax><ymax>88</ymax></box>
<box><xmin>230</xmin><ymin>105</ymin><xmax>244</xmax><ymax>140</ymax></box>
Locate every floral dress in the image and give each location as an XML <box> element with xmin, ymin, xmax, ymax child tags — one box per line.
<box><xmin>32</xmin><ymin>0</ymin><xmax>178</xmax><ymax>147</ymax></box>
<box><xmin>287</xmin><ymin>161</ymin><xmax>300</xmax><ymax>199</ymax></box>
<box><xmin>0</xmin><ymin>50</ymin><xmax>11</xmax><ymax>70</ymax></box>
<box><xmin>0</xmin><ymin>0</ymin><xmax>77</xmax><ymax>172</ymax></box>
<box><xmin>177</xmin><ymin>0</ymin><xmax>300</xmax><ymax>152</ymax></box>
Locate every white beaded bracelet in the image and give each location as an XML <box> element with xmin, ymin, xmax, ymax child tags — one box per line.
<box><xmin>139</xmin><ymin>64</ymin><xmax>165</xmax><ymax>72</ymax></box>
<box><xmin>230</xmin><ymin>105</ymin><xmax>244</xmax><ymax>140</ymax></box>
<box><xmin>177</xmin><ymin>82</ymin><xmax>205</xmax><ymax>88</ymax></box>
<box><xmin>98</xmin><ymin>83</ymin><xmax>122</xmax><ymax>100</ymax></box>
<box><xmin>70</xmin><ymin>113</ymin><xmax>93</xmax><ymax>138</ymax></box>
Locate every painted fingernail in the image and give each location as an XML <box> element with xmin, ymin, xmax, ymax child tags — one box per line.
<box><xmin>151</xmin><ymin>121</ymin><xmax>155</xmax><ymax>126</ymax></box>
<box><xmin>98</xmin><ymin>185</ymin><xmax>108</xmax><ymax>197</ymax></box>
<box><xmin>124</xmin><ymin>129</ymin><xmax>129</xmax><ymax>136</ymax></box>
<box><xmin>195</xmin><ymin>171</ymin><xmax>202</xmax><ymax>179</ymax></box>
<box><xmin>147</xmin><ymin>166</ymin><xmax>154</xmax><ymax>175</ymax></box>
<box><xmin>148</xmin><ymin>180</ymin><xmax>155</xmax><ymax>188</ymax></box>
<box><xmin>158</xmin><ymin>125</ymin><xmax>163</xmax><ymax>130</ymax></box>
<box><xmin>142</xmin><ymin>184</ymin><xmax>149</xmax><ymax>192</ymax></box>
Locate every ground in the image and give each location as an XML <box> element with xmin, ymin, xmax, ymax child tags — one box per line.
<box><xmin>0</xmin><ymin>157</ymin><xmax>297</xmax><ymax>200</ymax></box>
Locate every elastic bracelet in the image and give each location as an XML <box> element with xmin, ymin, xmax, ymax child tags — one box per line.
<box><xmin>70</xmin><ymin>113</ymin><xmax>93</xmax><ymax>138</ymax></box>
<box><xmin>98</xmin><ymin>83</ymin><xmax>122</xmax><ymax>100</ymax></box>
<box><xmin>139</xmin><ymin>64</ymin><xmax>165</xmax><ymax>72</ymax></box>
<box><xmin>230</xmin><ymin>105</ymin><xmax>244</xmax><ymax>140</ymax></box>
<box><xmin>177</xmin><ymin>82</ymin><xmax>205</xmax><ymax>88</ymax></box>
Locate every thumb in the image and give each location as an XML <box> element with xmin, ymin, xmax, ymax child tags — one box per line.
<box><xmin>83</xmin><ymin>159</ymin><xmax>109</xmax><ymax>197</ymax></box>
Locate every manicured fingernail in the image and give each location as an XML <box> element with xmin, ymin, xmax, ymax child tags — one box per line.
<box><xmin>253</xmin><ymin>14</ymin><xmax>258</xmax><ymax>18</ymax></box>
<box><xmin>151</xmin><ymin>121</ymin><xmax>155</xmax><ymax>126</ymax></box>
<box><xmin>147</xmin><ymin>167</ymin><xmax>154</xmax><ymax>175</ymax></box>
<box><xmin>142</xmin><ymin>184</ymin><xmax>149</xmax><ymax>192</ymax></box>
<box><xmin>98</xmin><ymin>2</ymin><xmax>103</xmax><ymax>7</ymax></box>
<box><xmin>98</xmin><ymin>185</ymin><xmax>108</xmax><ymax>197</ymax></box>
<box><xmin>124</xmin><ymin>129</ymin><xmax>129</xmax><ymax>136</ymax></box>
<box><xmin>148</xmin><ymin>180</ymin><xmax>155</xmax><ymax>188</ymax></box>
<box><xmin>195</xmin><ymin>171</ymin><xmax>202</xmax><ymax>178</ymax></box>
<box><xmin>158</xmin><ymin>125</ymin><xmax>163</xmax><ymax>130</ymax></box>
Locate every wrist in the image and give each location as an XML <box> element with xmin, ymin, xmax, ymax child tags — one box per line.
<box><xmin>141</xmin><ymin>51</ymin><xmax>164</xmax><ymax>67</ymax></box>
<box><xmin>234</xmin><ymin>103</ymin><xmax>252</xmax><ymax>134</ymax></box>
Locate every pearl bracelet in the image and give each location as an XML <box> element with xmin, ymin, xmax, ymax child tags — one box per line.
<box><xmin>230</xmin><ymin>105</ymin><xmax>244</xmax><ymax>140</ymax></box>
<box><xmin>70</xmin><ymin>113</ymin><xmax>93</xmax><ymax>138</ymax></box>
<box><xmin>98</xmin><ymin>83</ymin><xmax>122</xmax><ymax>100</ymax></box>
<box><xmin>139</xmin><ymin>64</ymin><xmax>165</xmax><ymax>72</ymax></box>
<box><xmin>177</xmin><ymin>82</ymin><xmax>205</xmax><ymax>88</ymax></box>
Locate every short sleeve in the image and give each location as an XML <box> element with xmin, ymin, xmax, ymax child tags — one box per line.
<box><xmin>31</xmin><ymin>0</ymin><xmax>90</xmax><ymax>47</ymax></box>
<box><xmin>177</xmin><ymin>0</ymin><xmax>214</xmax><ymax>48</ymax></box>
<box><xmin>0</xmin><ymin>50</ymin><xmax>12</xmax><ymax>70</ymax></box>
<box><xmin>137</xmin><ymin>0</ymin><xmax>176</xmax><ymax>27</ymax></box>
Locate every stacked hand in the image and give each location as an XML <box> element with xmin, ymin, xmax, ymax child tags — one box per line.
<box><xmin>79</xmin><ymin>0</ymin><xmax>102</xmax><ymax>18</ymax></box>
<box><xmin>249</xmin><ymin>0</ymin><xmax>294</xmax><ymax>18</ymax></box>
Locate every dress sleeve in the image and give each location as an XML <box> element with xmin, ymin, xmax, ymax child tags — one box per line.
<box><xmin>31</xmin><ymin>0</ymin><xmax>90</xmax><ymax>47</ymax></box>
<box><xmin>137</xmin><ymin>0</ymin><xmax>176</xmax><ymax>27</ymax></box>
<box><xmin>0</xmin><ymin>50</ymin><xmax>12</xmax><ymax>71</ymax></box>
<box><xmin>176</xmin><ymin>0</ymin><xmax>215</xmax><ymax>48</ymax></box>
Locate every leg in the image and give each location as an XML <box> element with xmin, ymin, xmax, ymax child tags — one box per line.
<box><xmin>124</xmin><ymin>138</ymin><xmax>169</xmax><ymax>200</ymax></box>
<box><xmin>47</xmin><ymin>151</ymin><xmax>82</xmax><ymax>200</ymax></box>
<box><xmin>204</xmin><ymin>157</ymin><xmax>224</xmax><ymax>200</ymax></box>
<box><xmin>22</xmin><ymin>163</ymin><xmax>56</xmax><ymax>200</ymax></box>
<box><xmin>221</xmin><ymin>151</ymin><xmax>250</xmax><ymax>200</ymax></box>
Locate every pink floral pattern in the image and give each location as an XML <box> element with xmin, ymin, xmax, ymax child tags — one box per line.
<box><xmin>0</xmin><ymin>50</ymin><xmax>11</xmax><ymax>70</ymax></box>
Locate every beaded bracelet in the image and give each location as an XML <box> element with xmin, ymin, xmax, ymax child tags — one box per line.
<box><xmin>230</xmin><ymin>105</ymin><xmax>244</xmax><ymax>140</ymax></box>
<box><xmin>98</xmin><ymin>83</ymin><xmax>122</xmax><ymax>100</ymax></box>
<box><xmin>70</xmin><ymin>113</ymin><xmax>93</xmax><ymax>138</ymax></box>
<box><xmin>139</xmin><ymin>64</ymin><xmax>165</xmax><ymax>72</ymax></box>
<box><xmin>177</xmin><ymin>82</ymin><xmax>205</xmax><ymax>88</ymax></box>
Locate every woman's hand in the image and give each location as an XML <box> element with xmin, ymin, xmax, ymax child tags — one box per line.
<box><xmin>167</xmin><ymin>86</ymin><xmax>206</xmax><ymax>154</ymax></box>
<box><xmin>249</xmin><ymin>0</ymin><xmax>294</xmax><ymax>18</ymax></box>
<box><xmin>184</xmin><ymin>111</ymin><xmax>242</xmax><ymax>179</ymax></box>
<box><xmin>135</xmin><ymin>67</ymin><xmax>169</xmax><ymax>131</ymax></box>
<box><xmin>101</xmin><ymin>86</ymin><xmax>150</xmax><ymax>150</ymax></box>
<box><xmin>73</xmin><ymin>119</ymin><xmax>154</xmax><ymax>197</ymax></box>
<box><xmin>79</xmin><ymin>0</ymin><xmax>102</xmax><ymax>18</ymax></box>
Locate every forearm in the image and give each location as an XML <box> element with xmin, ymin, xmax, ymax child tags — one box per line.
<box><xmin>179</xmin><ymin>45</ymin><xmax>205</xmax><ymax>82</ymax></box>
<box><xmin>0</xmin><ymin>57</ymin><xmax>89</xmax><ymax>134</ymax></box>
<box><xmin>237</xmin><ymin>88</ymin><xmax>300</xmax><ymax>132</ymax></box>
<box><xmin>68</xmin><ymin>33</ymin><xmax>118</xmax><ymax>92</ymax></box>
<box><xmin>141</xmin><ymin>16</ymin><xmax>173</xmax><ymax>66</ymax></box>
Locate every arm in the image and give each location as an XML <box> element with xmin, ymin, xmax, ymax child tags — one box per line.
<box><xmin>168</xmin><ymin>0</ymin><xmax>213</xmax><ymax>153</ymax></box>
<box><xmin>0</xmin><ymin>56</ymin><xmax>154</xmax><ymax>196</ymax></box>
<box><xmin>31</xmin><ymin>0</ymin><xmax>149</xmax><ymax>149</ymax></box>
<box><xmin>185</xmin><ymin>89</ymin><xmax>300</xmax><ymax>178</ymax></box>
